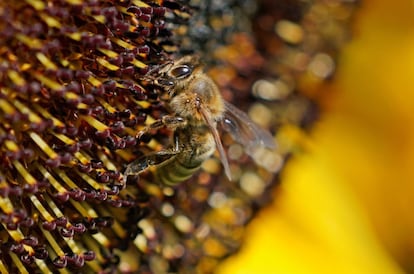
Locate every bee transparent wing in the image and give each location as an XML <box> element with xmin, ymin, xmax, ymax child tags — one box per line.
<box><xmin>199</xmin><ymin>105</ymin><xmax>232</xmax><ymax>181</ymax></box>
<box><xmin>221</xmin><ymin>101</ymin><xmax>276</xmax><ymax>156</ymax></box>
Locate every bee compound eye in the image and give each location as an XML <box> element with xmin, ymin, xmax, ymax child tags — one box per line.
<box><xmin>170</xmin><ymin>65</ymin><xmax>192</xmax><ymax>79</ymax></box>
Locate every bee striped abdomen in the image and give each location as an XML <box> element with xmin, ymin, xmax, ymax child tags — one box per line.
<box><xmin>155</xmin><ymin>130</ymin><xmax>216</xmax><ymax>185</ymax></box>
<box><xmin>155</xmin><ymin>157</ymin><xmax>202</xmax><ymax>186</ymax></box>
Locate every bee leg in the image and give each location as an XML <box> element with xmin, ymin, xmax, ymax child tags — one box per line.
<box><xmin>124</xmin><ymin>117</ymin><xmax>186</xmax><ymax>183</ymax></box>
<box><xmin>123</xmin><ymin>149</ymin><xmax>179</xmax><ymax>183</ymax></box>
<box><xmin>137</xmin><ymin>115</ymin><xmax>187</xmax><ymax>138</ymax></box>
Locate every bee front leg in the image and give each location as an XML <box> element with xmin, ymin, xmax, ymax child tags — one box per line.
<box><xmin>136</xmin><ymin>115</ymin><xmax>187</xmax><ymax>139</ymax></box>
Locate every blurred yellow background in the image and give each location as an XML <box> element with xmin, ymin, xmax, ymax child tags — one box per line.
<box><xmin>218</xmin><ymin>1</ymin><xmax>414</xmax><ymax>273</ymax></box>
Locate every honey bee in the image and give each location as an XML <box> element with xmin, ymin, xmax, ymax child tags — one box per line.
<box><xmin>124</xmin><ymin>56</ymin><xmax>276</xmax><ymax>185</ymax></box>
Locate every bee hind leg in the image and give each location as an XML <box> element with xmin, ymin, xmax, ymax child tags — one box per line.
<box><xmin>123</xmin><ymin>149</ymin><xmax>178</xmax><ymax>183</ymax></box>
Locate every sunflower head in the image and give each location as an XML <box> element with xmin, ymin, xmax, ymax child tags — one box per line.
<box><xmin>0</xmin><ymin>0</ymin><xmax>357</xmax><ymax>273</ymax></box>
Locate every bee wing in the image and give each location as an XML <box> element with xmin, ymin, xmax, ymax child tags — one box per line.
<box><xmin>199</xmin><ymin>106</ymin><xmax>232</xmax><ymax>181</ymax></box>
<box><xmin>220</xmin><ymin>101</ymin><xmax>276</xmax><ymax>156</ymax></box>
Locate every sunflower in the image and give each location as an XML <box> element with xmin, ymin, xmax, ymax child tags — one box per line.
<box><xmin>0</xmin><ymin>0</ymin><xmax>358</xmax><ymax>273</ymax></box>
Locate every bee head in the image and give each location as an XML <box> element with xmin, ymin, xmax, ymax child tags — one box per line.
<box><xmin>167</xmin><ymin>56</ymin><xmax>225</xmax><ymax>122</ymax></box>
<box><xmin>169</xmin><ymin>74</ymin><xmax>224</xmax><ymax>123</ymax></box>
